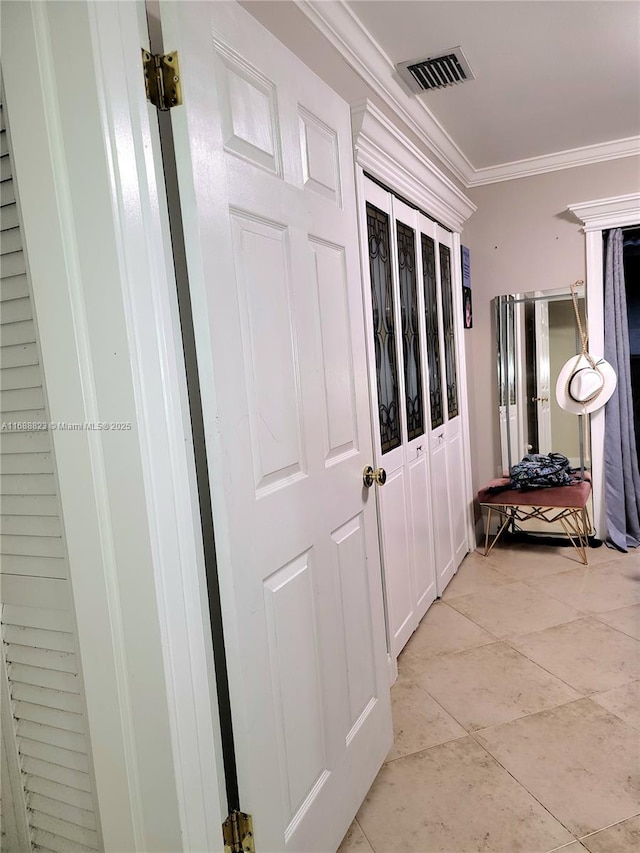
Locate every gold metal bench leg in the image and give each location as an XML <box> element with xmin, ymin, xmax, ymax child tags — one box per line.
<box><xmin>560</xmin><ymin>510</ymin><xmax>588</xmax><ymax>565</ymax></box>
<box><xmin>484</xmin><ymin>508</ymin><xmax>512</xmax><ymax>557</ymax></box>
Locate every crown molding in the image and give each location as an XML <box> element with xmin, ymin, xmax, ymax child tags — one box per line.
<box><xmin>295</xmin><ymin>0</ymin><xmax>474</xmax><ymax>186</ymax></box>
<box><xmin>568</xmin><ymin>192</ymin><xmax>640</xmax><ymax>231</ymax></box>
<box><xmin>352</xmin><ymin>100</ymin><xmax>476</xmax><ymax>232</ymax></box>
<box><xmin>295</xmin><ymin>0</ymin><xmax>640</xmax><ymax>188</ymax></box>
<box><xmin>468</xmin><ymin>136</ymin><xmax>640</xmax><ymax>187</ymax></box>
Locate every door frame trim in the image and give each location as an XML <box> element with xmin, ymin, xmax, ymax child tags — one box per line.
<box><xmin>2</xmin><ymin>2</ymin><xmax>226</xmax><ymax>850</ymax></box>
<box><xmin>567</xmin><ymin>192</ymin><xmax>640</xmax><ymax>538</ymax></box>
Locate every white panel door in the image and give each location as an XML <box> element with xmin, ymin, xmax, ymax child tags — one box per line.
<box><xmin>160</xmin><ymin>3</ymin><xmax>392</xmax><ymax>851</ymax></box>
<box><xmin>358</xmin><ymin>180</ymin><xmax>416</xmax><ymax>658</ymax></box>
<box><xmin>420</xmin><ymin>216</ymin><xmax>468</xmax><ymax>593</ymax></box>
<box><xmin>358</xmin><ymin>180</ymin><xmax>437</xmax><ymax>660</ymax></box>
<box><xmin>391</xmin><ymin>198</ymin><xmax>436</xmax><ymax>624</ymax></box>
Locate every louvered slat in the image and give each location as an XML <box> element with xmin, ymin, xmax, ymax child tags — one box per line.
<box><xmin>24</xmin><ymin>777</ymin><xmax>94</xmax><ymax>814</ymax></box>
<box><xmin>0</xmin><ymin>319</ymin><xmax>37</xmax><ymax>347</ymax></box>
<box><xmin>3</xmin><ymin>625</ymin><xmax>75</xmax><ymax>653</ymax></box>
<box><xmin>1</xmin><ymin>227</ymin><xmax>22</xmax><ymax>254</ymax></box>
<box><xmin>17</xmin><ymin>722</ymin><xmax>86</xmax><ymax>755</ymax></box>
<box><xmin>21</xmin><ymin>757</ymin><xmax>91</xmax><ymax>793</ymax></box>
<box><xmin>6</xmin><ymin>647</ymin><xmax>77</xmax><ymax>675</ymax></box>
<box><xmin>11</xmin><ymin>683</ymin><xmax>82</xmax><ymax>714</ymax></box>
<box><xmin>0</xmin><ymin>408</ymin><xmax>49</xmax><ymax>426</ymax></box>
<box><xmin>1</xmin><ymin>341</ymin><xmax>40</xmax><ymax>367</ymax></box>
<box><xmin>19</xmin><ymin>738</ymin><xmax>89</xmax><ymax>773</ymax></box>
<box><xmin>0</xmin><ymin>363</ymin><xmax>42</xmax><ymax>389</ymax></box>
<box><xmin>0</xmin><ymin>534</ymin><xmax>64</xmax><ymax>557</ymax></box>
<box><xmin>30</xmin><ymin>810</ymin><xmax>98</xmax><ymax>849</ymax></box>
<box><xmin>2</xmin><ymin>605</ymin><xmax>73</xmax><ymax>633</ymax></box>
<box><xmin>0</xmin><ymin>495</ymin><xmax>61</xmax><ymax>517</ymax></box>
<box><xmin>7</xmin><ymin>665</ymin><xmax>79</xmax><ymax>694</ymax></box>
<box><xmin>0</xmin><ymin>473</ymin><xmax>57</xmax><ymax>494</ymax></box>
<box><xmin>0</xmin><ymin>433</ymin><xmax>51</xmax><ymax>455</ymax></box>
<box><xmin>1</xmin><ymin>454</ymin><xmax>55</xmax><ymax>474</ymax></box>
<box><xmin>1</xmin><ymin>575</ymin><xmax>71</xmax><ymax>610</ymax></box>
<box><xmin>0</xmin><ymin>535</ymin><xmax>65</xmax><ymax>558</ymax></box>
<box><xmin>31</xmin><ymin>826</ymin><xmax>96</xmax><ymax>853</ymax></box>
<box><xmin>1</xmin><ymin>431</ymin><xmax>51</xmax><ymax>451</ymax></box>
<box><xmin>1</xmin><ymin>272</ymin><xmax>30</xmax><ymax>301</ymax></box>
<box><xmin>27</xmin><ymin>793</ymin><xmax>96</xmax><ymax>832</ymax></box>
<box><xmin>1</xmin><ymin>515</ymin><xmax>62</xmax><ymax>537</ymax></box>
<box><xmin>0</xmin><ymin>250</ymin><xmax>25</xmax><ymax>279</ymax></box>
<box><xmin>11</xmin><ymin>681</ymin><xmax>83</xmax><ymax>714</ymax></box>
<box><xmin>0</xmin><ymin>178</ymin><xmax>15</xmax><ymax>207</ymax></box>
<box><xmin>0</xmin><ymin>555</ymin><xmax>68</xmax><ymax>579</ymax></box>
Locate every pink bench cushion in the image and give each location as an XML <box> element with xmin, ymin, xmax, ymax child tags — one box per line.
<box><xmin>478</xmin><ymin>478</ymin><xmax>591</xmax><ymax>509</ymax></box>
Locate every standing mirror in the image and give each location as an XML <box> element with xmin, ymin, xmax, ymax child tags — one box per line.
<box><xmin>494</xmin><ymin>286</ymin><xmax>591</xmax><ymax>475</ymax></box>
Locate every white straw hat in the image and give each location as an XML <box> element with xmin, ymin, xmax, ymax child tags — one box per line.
<box><xmin>555</xmin><ymin>353</ymin><xmax>617</xmax><ymax>414</ymax></box>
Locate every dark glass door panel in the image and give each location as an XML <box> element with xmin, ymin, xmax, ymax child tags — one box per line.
<box><xmin>396</xmin><ymin>221</ymin><xmax>424</xmax><ymax>440</ymax></box>
<box><xmin>439</xmin><ymin>244</ymin><xmax>459</xmax><ymax>420</ymax></box>
<box><xmin>366</xmin><ymin>203</ymin><xmax>401</xmax><ymax>453</ymax></box>
<box><xmin>421</xmin><ymin>234</ymin><xmax>444</xmax><ymax>429</ymax></box>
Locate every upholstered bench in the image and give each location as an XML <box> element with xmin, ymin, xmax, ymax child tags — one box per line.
<box><xmin>478</xmin><ymin>477</ymin><xmax>592</xmax><ymax>565</ymax></box>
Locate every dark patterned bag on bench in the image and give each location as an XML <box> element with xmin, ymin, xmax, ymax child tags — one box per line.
<box><xmin>488</xmin><ymin>453</ymin><xmax>579</xmax><ymax>493</ymax></box>
<box><xmin>510</xmin><ymin>453</ymin><xmax>575</xmax><ymax>490</ymax></box>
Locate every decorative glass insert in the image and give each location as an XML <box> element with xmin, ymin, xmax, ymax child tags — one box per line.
<box><xmin>366</xmin><ymin>203</ymin><xmax>401</xmax><ymax>453</ymax></box>
<box><xmin>396</xmin><ymin>222</ymin><xmax>424</xmax><ymax>440</ymax></box>
<box><xmin>421</xmin><ymin>234</ymin><xmax>443</xmax><ymax>429</ymax></box>
<box><xmin>439</xmin><ymin>244</ymin><xmax>459</xmax><ymax>420</ymax></box>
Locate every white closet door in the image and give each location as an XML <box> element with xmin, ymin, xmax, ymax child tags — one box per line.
<box><xmin>391</xmin><ymin>198</ymin><xmax>436</xmax><ymax>625</ymax></box>
<box><xmin>160</xmin><ymin>3</ymin><xmax>392</xmax><ymax>850</ymax></box>
<box><xmin>0</xmin><ymin>96</ymin><xmax>102</xmax><ymax>853</ymax></box>
<box><xmin>420</xmin><ymin>216</ymin><xmax>467</xmax><ymax>592</ymax></box>
<box><xmin>359</xmin><ymin>179</ymin><xmax>437</xmax><ymax>660</ymax></box>
<box><xmin>360</xmin><ymin>180</ymin><xmax>415</xmax><ymax>658</ymax></box>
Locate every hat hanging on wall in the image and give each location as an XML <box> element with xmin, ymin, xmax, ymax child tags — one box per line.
<box><xmin>556</xmin><ymin>353</ymin><xmax>617</xmax><ymax>414</ymax></box>
<box><xmin>555</xmin><ymin>279</ymin><xmax>617</xmax><ymax>415</ymax></box>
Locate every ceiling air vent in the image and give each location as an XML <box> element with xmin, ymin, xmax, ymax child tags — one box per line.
<box><xmin>396</xmin><ymin>47</ymin><xmax>475</xmax><ymax>94</ymax></box>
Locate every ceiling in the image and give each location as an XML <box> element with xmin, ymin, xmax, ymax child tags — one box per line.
<box><xmin>244</xmin><ymin>1</ymin><xmax>640</xmax><ymax>186</ymax></box>
<box><xmin>347</xmin><ymin>1</ymin><xmax>640</xmax><ymax>172</ymax></box>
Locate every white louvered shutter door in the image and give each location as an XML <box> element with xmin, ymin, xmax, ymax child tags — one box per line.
<box><xmin>0</xmin><ymin>95</ymin><xmax>103</xmax><ymax>853</ymax></box>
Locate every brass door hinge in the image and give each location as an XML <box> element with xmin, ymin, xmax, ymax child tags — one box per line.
<box><xmin>222</xmin><ymin>810</ymin><xmax>255</xmax><ymax>853</ymax></box>
<box><xmin>141</xmin><ymin>49</ymin><xmax>182</xmax><ymax>111</ymax></box>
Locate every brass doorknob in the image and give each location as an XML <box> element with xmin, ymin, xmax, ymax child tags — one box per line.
<box><xmin>363</xmin><ymin>465</ymin><xmax>387</xmax><ymax>488</ymax></box>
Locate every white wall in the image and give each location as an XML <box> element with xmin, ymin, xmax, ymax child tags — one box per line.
<box><xmin>462</xmin><ymin>155</ymin><xmax>640</xmax><ymax>500</ymax></box>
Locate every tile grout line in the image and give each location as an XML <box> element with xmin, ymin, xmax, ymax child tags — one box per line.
<box><xmin>353</xmin><ymin>817</ymin><xmax>376</xmax><ymax>853</ymax></box>
<box><xmin>577</xmin><ymin>810</ymin><xmax>640</xmax><ymax>842</ymax></box>
<box><xmin>591</xmin><ymin>609</ymin><xmax>640</xmax><ymax>641</ymax></box>
<box><xmin>500</xmin><ymin>620</ymin><xmax>640</xmax><ymax>696</ymax></box>
<box><xmin>467</xmin><ymin>728</ymin><xmax>581</xmax><ymax>845</ymax></box>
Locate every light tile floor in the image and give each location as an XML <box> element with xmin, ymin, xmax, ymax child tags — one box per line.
<box><xmin>338</xmin><ymin>542</ymin><xmax>640</xmax><ymax>853</ymax></box>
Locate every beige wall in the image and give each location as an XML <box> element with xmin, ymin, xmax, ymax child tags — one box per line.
<box><xmin>462</xmin><ymin>156</ymin><xmax>640</xmax><ymax>494</ymax></box>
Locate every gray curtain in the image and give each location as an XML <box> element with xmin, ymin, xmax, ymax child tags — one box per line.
<box><xmin>604</xmin><ymin>228</ymin><xmax>640</xmax><ymax>549</ymax></box>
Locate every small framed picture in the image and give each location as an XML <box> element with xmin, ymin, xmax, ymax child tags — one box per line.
<box><xmin>461</xmin><ymin>245</ymin><xmax>472</xmax><ymax>329</ymax></box>
<box><xmin>463</xmin><ymin>285</ymin><xmax>473</xmax><ymax>329</ymax></box>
